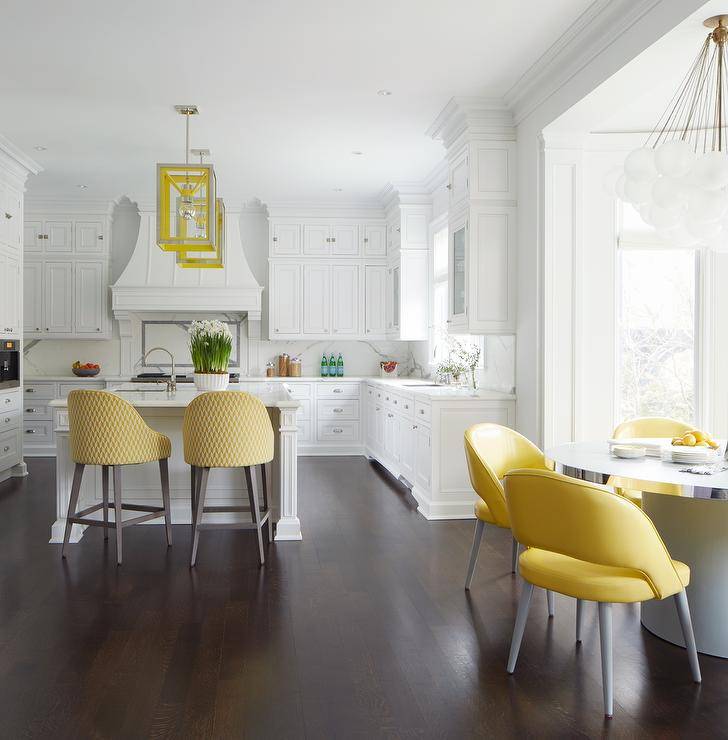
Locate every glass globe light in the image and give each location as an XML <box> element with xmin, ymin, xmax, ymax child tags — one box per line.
<box><xmin>624</xmin><ymin>176</ymin><xmax>653</xmax><ymax>205</ymax></box>
<box><xmin>691</xmin><ymin>150</ymin><xmax>728</xmax><ymax>190</ymax></box>
<box><xmin>687</xmin><ymin>188</ymin><xmax>727</xmax><ymax>223</ymax></box>
<box><xmin>654</xmin><ymin>139</ymin><xmax>695</xmax><ymax>178</ymax></box>
<box><xmin>648</xmin><ymin>203</ymin><xmax>682</xmax><ymax>231</ymax></box>
<box><xmin>624</xmin><ymin>147</ymin><xmax>658</xmax><ymax>182</ymax></box>
<box><xmin>651</xmin><ymin>176</ymin><xmax>687</xmax><ymax>210</ymax></box>
<box><xmin>685</xmin><ymin>217</ymin><xmax>723</xmax><ymax>240</ymax></box>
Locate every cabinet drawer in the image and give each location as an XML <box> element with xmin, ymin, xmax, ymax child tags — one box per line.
<box><xmin>285</xmin><ymin>382</ymin><xmax>312</xmax><ymax>400</ymax></box>
<box><xmin>0</xmin><ymin>429</ymin><xmax>19</xmax><ymax>468</ymax></box>
<box><xmin>58</xmin><ymin>381</ymin><xmax>105</xmax><ymax>398</ymax></box>
<box><xmin>296</xmin><ymin>419</ymin><xmax>313</xmax><ymax>444</ymax></box>
<box><xmin>23</xmin><ymin>402</ymin><xmax>51</xmax><ymax>420</ymax></box>
<box><xmin>414</xmin><ymin>400</ymin><xmax>432</xmax><ymax>424</ymax></box>
<box><xmin>318</xmin><ymin>400</ymin><xmax>359</xmax><ymax>420</ymax></box>
<box><xmin>316</xmin><ymin>382</ymin><xmax>359</xmax><ymax>399</ymax></box>
<box><xmin>398</xmin><ymin>394</ymin><xmax>415</xmax><ymax>418</ymax></box>
<box><xmin>0</xmin><ymin>391</ymin><xmax>21</xmax><ymax>412</ymax></box>
<box><xmin>0</xmin><ymin>411</ymin><xmax>20</xmax><ymax>432</ymax></box>
<box><xmin>296</xmin><ymin>398</ymin><xmax>312</xmax><ymax>420</ymax></box>
<box><xmin>23</xmin><ymin>420</ymin><xmax>53</xmax><ymax>443</ymax></box>
<box><xmin>317</xmin><ymin>420</ymin><xmax>360</xmax><ymax>443</ymax></box>
<box><xmin>23</xmin><ymin>382</ymin><xmax>56</xmax><ymax>400</ymax></box>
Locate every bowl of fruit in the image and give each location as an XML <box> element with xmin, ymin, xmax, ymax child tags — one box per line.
<box><xmin>671</xmin><ymin>429</ymin><xmax>719</xmax><ymax>449</ymax></box>
<box><xmin>380</xmin><ymin>361</ymin><xmax>399</xmax><ymax>378</ymax></box>
<box><xmin>72</xmin><ymin>361</ymin><xmax>101</xmax><ymax>377</ymax></box>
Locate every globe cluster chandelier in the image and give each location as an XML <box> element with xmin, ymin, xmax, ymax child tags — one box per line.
<box><xmin>157</xmin><ymin>105</ymin><xmax>224</xmax><ymax>268</ymax></box>
<box><xmin>615</xmin><ymin>15</ymin><xmax>728</xmax><ymax>250</ymax></box>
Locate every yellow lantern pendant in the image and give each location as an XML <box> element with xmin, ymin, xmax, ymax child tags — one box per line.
<box><xmin>176</xmin><ymin>198</ymin><xmax>225</xmax><ymax>269</ymax></box>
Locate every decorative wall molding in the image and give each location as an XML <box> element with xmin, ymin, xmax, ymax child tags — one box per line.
<box><xmin>25</xmin><ymin>198</ymin><xmax>117</xmax><ymax>216</ymax></box>
<box><xmin>426</xmin><ymin>96</ymin><xmax>516</xmax><ymax>150</ymax></box>
<box><xmin>266</xmin><ymin>202</ymin><xmax>384</xmax><ymax>219</ymax></box>
<box><xmin>0</xmin><ymin>133</ymin><xmax>41</xmax><ymax>180</ymax></box>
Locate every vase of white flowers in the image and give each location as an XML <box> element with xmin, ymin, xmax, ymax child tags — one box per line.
<box><xmin>188</xmin><ymin>320</ymin><xmax>233</xmax><ymax>392</ymax></box>
<box><xmin>435</xmin><ymin>337</ymin><xmax>481</xmax><ymax>392</ymax></box>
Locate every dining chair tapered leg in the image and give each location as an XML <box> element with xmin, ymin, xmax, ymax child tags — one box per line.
<box><xmin>61</xmin><ymin>463</ymin><xmax>85</xmax><ymax>558</ymax></box>
<box><xmin>511</xmin><ymin>536</ymin><xmax>519</xmax><ymax>574</ymax></box>
<box><xmin>260</xmin><ymin>463</ymin><xmax>272</xmax><ymax>543</ymax></box>
<box><xmin>159</xmin><ymin>458</ymin><xmax>172</xmax><ymax>547</ymax></box>
<box><xmin>464</xmin><ymin>519</ymin><xmax>485</xmax><ymax>590</ymax></box>
<box><xmin>598</xmin><ymin>602</ymin><xmax>614</xmax><ymax>718</ymax></box>
<box><xmin>674</xmin><ymin>589</ymin><xmax>702</xmax><ymax>683</ymax></box>
<box><xmin>101</xmin><ymin>465</ymin><xmax>109</xmax><ymax>540</ymax></box>
<box><xmin>190</xmin><ymin>467</ymin><xmax>209</xmax><ymax>567</ymax></box>
<box><xmin>546</xmin><ymin>589</ymin><xmax>555</xmax><ymax>618</ymax></box>
<box><xmin>576</xmin><ymin>599</ymin><xmax>584</xmax><ymax>643</ymax></box>
<box><xmin>507</xmin><ymin>581</ymin><xmax>534</xmax><ymax>673</ymax></box>
<box><xmin>190</xmin><ymin>465</ymin><xmax>197</xmax><ymax>526</ymax></box>
<box><xmin>245</xmin><ymin>466</ymin><xmax>266</xmax><ymax>566</ymax></box>
<box><xmin>113</xmin><ymin>466</ymin><xmax>123</xmax><ymax>566</ymax></box>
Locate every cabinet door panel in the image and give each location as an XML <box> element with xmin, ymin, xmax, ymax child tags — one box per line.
<box><xmin>44</xmin><ymin>262</ymin><xmax>73</xmax><ymax>333</ymax></box>
<box><xmin>45</xmin><ymin>221</ymin><xmax>73</xmax><ymax>252</ymax></box>
<box><xmin>272</xmin><ymin>223</ymin><xmax>301</xmax><ymax>255</ymax></box>
<box><xmin>271</xmin><ymin>262</ymin><xmax>301</xmax><ymax>335</ymax></box>
<box><xmin>331</xmin><ymin>264</ymin><xmax>359</xmax><ymax>336</ymax></box>
<box><xmin>75</xmin><ymin>221</ymin><xmax>104</xmax><ymax>253</ymax></box>
<box><xmin>303</xmin><ymin>224</ymin><xmax>330</xmax><ymax>256</ymax></box>
<box><xmin>24</xmin><ymin>220</ymin><xmax>42</xmax><ymax>253</ymax></box>
<box><xmin>3</xmin><ymin>186</ymin><xmax>21</xmax><ymax>252</ymax></box>
<box><xmin>364</xmin><ymin>265</ymin><xmax>386</xmax><ymax>337</ymax></box>
<box><xmin>74</xmin><ymin>261</ymin><xmax>105</xmax><ymax>334</ymax></box>
<box><xmin>5</xmin><ymin>254</ymin><xmax>19</xmax><ymax>336</ymax></box>
<box><xmin>302</xmin><ymin>264</ymin><xmax>330</xmax><ymax>334</ymax></box>
<box><xmin>449</xmin><ymin>149</ymin><xmax>469</xmax><ymax>209</ymax></box>
<box><xmin>363</xmin><ymin>224</ymin><xmax>386</xmax><ymax>257</ymax></box>
<box><xmin>23</xmin><ymin>261</ymin><xmax>43</xmax><ymax>333</ymax></box>
<box><xmin>0</xmin><ymin>253</ymin><xmax>7</xmax><ymax>333</ymax></box>
<box><xmin>415</xmin><ymin>426</ymin><xmax>431</xmax><ymax>491</ymax></box>
<box><xmin>331</xmin><ymin>223</ymin><xmax>359</xmax><ymax>256</ymax></box>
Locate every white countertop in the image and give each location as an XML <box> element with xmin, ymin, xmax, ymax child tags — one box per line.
<box><xmin>48</xmin><ymin>383</ymin><xmax>300</xmax><ymax>409</ymax></box>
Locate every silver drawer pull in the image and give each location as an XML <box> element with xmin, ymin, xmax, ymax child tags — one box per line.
<box><xmin>393</xmin><ymin>400</ymin><xmax>398</xmax><ymax>404</ymax></box>
<box><xmin>26</xmin><ymin>408</ymin><xmax>36</xmax><ymax>413</ymax></box>
<box><xmin>4</xmin><ymin>398</ymin><xmax>10</xmax><ymax>404</ymax></box>
<box><xmin>387</xmin><ymin>413</ymin><xmax>393</xmax><ymax>418</ymax></box>
<box><xmin>419</xmin><ymin>409</ymin><xmax>425</xmax><ymax>415</ymax></box>
<box><xmin>25</xmin><ymin>429</ymin><xmax>36</xmax><ymax>434</ymax></box>
<box><xmin>26</xmin><ymin>388</ymin><xmax>34</xmax><ymax>393</ymax></box>
<box><xmin>3</xmin><ymin>446</ymin><xmax>9</xmax><ymax>452</ymax></box>
<box><xmin>333</xmin><ymin>408</ymin><xmax>344</xmax><ymax>413</ymax></box>
<box><xmin>3</xmin><ymin>417</ymin><xmax>9</xmax><ymax>423</ymax></box>
<box><xmin>333</xmin><ymin>388</ymin><xmax>343</xmax><ymax>393</ymax></box>
<box><xmin>332</xmin><ymin>428</ymin><xmax>343</xmax><ymax>434</ymax></box>
<box><xmin>404</xmin><ymin>404</ymin><xmax>409</xmax><ymax>409</ymax></box>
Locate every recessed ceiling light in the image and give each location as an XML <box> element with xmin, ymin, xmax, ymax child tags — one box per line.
<box><xmin>332</xmin><ymin>188</ymin><xmax>343</xmax><ymax>192</ymax></box>
<box><xmin>77</xmin><ymin>184</ymin><xmax>88</xmax><ymax>190</ymax></box>
<box><xmin>34</xmin><ymin>145</ymin><xmax>47</xmax><ymax>151</ymax></box>
<box><xmin>377</xmin><ymin>89</ymin><xmax>392</xmax><ymax>96</ymax></box>
<box><xmin>351</xmin><ymin>150</ymin><xmax>363</xmax><ymax>156</ymax></box>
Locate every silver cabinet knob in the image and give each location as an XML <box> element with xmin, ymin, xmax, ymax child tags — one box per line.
<box><xmin>25</xmin><ymin>408</ymin><xmax>35</xmax><ymax>413</ymax></box>
<box><xmin>3</xmin><ymin>417</ymin><xmax>9</xmax><ymax>423</ymax></box>
<box><xmin>25</xmin><ymin>429</ymin><xmax>35</xmax><ymax>434</ymax></box>
<box><xmin>3</xmin><ymin>445</ymin><xmax>9</xmax><ymax>452</ymax></box>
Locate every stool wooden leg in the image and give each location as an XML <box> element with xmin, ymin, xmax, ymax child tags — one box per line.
<box><xmin>61</xmin><ymin>463</ymin><xmax>85</xmax><ymax>559</ymax></box>
<box><xmin>113</xmin><ymin>465</ymin><xmax>123</xmax><ymax>566</ymax></box>
<box><xmin>159</xmin><ymin>458</ymin><xmax>172</xmax><ymax>547</ymax></box>
<box><xmin>101</xmin><ymin>465</ymin><xmax>109</xmax><ymax>540</ymax></box>
<box><xmin>260</xmin><ymin>463</ymin><xmax>272</xmax><ymax>543</ymax></box>
<box><xmin>245</xmin><ymin>466</ymin><xmax>265</xmax><ymax>566</ymax></box>
<box><xmin>190</xmin><ymin>467</ymin><xmax>209</xmax><ymax>567</ymax></box>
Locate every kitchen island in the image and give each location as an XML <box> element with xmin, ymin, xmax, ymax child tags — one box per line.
<box><xmin>48</xmin><ymin>383</ymin><xmax>302</xmax><ymax>544</ymax></box>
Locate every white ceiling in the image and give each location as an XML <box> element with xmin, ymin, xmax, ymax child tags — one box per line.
<box><xmin>554</xmin><ymin>1</ymin><xmax>723</xmax><ymax>135</ymax></box>
<box><xmin>2</xmin><ymin>0</ymin><xmax>592</xmax><ymax>204</ymax></box>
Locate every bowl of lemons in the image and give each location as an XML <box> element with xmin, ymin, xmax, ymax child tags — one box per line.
<box><xmin>671</xmin><ymin>430</ymin><xmax>719</xmax><ymax>449</ymax></box>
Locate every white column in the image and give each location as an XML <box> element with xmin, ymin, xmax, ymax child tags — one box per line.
<box><xmin>274</xmin><ymin>405</ymin><xmax>302</xmax><ymax>540</ymax></box>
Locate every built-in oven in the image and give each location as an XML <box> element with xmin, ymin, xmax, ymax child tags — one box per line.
<box><xmin>0</xmin><ymin>339</ymin><xmax>20</xmax><ymax>390</ymax></box>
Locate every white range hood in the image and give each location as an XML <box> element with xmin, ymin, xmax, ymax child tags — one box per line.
<box><xmin>111</xmin><ymin>203</ymin><xmax>263</xmax><ymax>319</ymax></box>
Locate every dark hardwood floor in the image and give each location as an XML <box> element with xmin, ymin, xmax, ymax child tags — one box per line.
<box><xmin>0</xmin><ymin>457</ymin><xmax>726</xmax><ymax>738</ymax></box>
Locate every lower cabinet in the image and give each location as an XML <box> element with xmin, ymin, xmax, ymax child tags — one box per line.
<box><xmin>0</xmin><ymin>389</ymin><xmax>22</xmax><ymax>481</ymax></box>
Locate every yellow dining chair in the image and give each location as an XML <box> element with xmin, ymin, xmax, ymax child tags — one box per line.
<box><xmin>62</xmin><ymin>390</ymin><xmax>173</xmax><ymax>565</ymax></box>
<box><xmin>464</xmin><ymin>424</ymin><xmax>555</xmax><ymax>612</ymax></box>
<box><xmin>183</xmin><ymin>391</ymin><xmax>274</xmax><ymax>567</ymax></box>
<box><xmin>611</xmin><ymin>417</ymin><xmax>693</xmax><ymax>506</ymax></box>
<box><xmin>504</xmin><ymin>468</ymin><xmax>701</xmax><ymax>718</ymax></box>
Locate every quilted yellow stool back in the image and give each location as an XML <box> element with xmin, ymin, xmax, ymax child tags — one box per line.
<box><xmin>183</xmin><ymin>391</ymin><xmax>274</xmax><ymax>468</ymax></box>
<box><xmin>68</xmin><ymin>390</ymin><xmax>172</xmax><ymax>466</ymax></box>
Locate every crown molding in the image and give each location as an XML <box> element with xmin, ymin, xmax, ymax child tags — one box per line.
<box><xmin>504</xmin><ymin>0</ymin><xmax>702</xmax><ymax>125</ymax></box>
<box><xmin>426</xmin><ymin>96</ymin><xmax>515</xmax><ymax>149</ymax></box>
<box><xmin>422</xmin><ymin>158</ymin><xmax>448</xmax><ymax>194</ymax></box>
<box><xmin>266</xmin><ymin>201</ymin><xmax>386</xmax><ymax>220</ymax></box>
<box><xmin>25</xmin><ymin>197</ymin><xmax>117</xmax><ymax>216</ymax></box>
<box><xmin>0</xmin><ymin>133</ymin><xmax>41</xmax><ymax>177</ymax></box>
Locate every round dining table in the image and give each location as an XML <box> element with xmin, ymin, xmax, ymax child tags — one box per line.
<box><xmin>547</xmin><ymin>441</ymin><xmax>728</xmax><ymax>659</ymax></box>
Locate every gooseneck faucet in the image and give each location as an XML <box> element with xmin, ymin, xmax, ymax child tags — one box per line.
<box><xmin>143</xmin><ymin>347</ymin><xmax>176</xmax><ymax>392</ymax></box>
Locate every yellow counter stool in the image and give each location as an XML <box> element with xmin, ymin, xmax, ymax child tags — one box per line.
<box><xmin>464</xmin><ymin>423</ymin><xmax>556</xmax><ymax>615</ymax></box>
<box><xmin>610</xmin><ymin>417</ymin><xmax>693</xmax><ymax>506</ymax></box>
<box><xmin>62</xmin><ymin>390</ymin><xmax>173</xmax><ymax>565</ymax></box>
<box><xmin>503</xmin><ymin>468</ymin><xmax>701</xmax><ymax>718</ymax></box>
<box><xmin>183</xmin><ymin>391</ymin><xmax>274</xmax><ymax>567</ymax></box>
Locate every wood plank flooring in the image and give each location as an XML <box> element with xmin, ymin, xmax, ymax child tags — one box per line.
<box><xmin>0</xmin><ymin>456</ymin><xmax>726</xmax><ymax>738</ymax></box>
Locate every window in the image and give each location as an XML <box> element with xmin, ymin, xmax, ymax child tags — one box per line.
<box><xmin>429</xmin><ymin>222</ymin><xmax>484</xmax><ymax>368</ymax></box>
<box><xmin>617</xmin><ymin>244</ymin><xmax>698</xmax><ymax>425</ymax></box>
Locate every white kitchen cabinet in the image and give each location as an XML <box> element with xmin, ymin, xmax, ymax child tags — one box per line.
<box><xmin>0</xmin><ymin>251</ymin><xmax>21</xmax><ymax>337</ymax></box>
<box><xmin>75</xmin><ymin>221</ymin><xmax>105</xmax><ymax>253</ymax></box>
<box><xmin>74</xmin><ymin>261</ymin><xmax>106</xmax><ymax>334</ymax></box>
<box><xmin>271</xmin><ymin>223</ymin><xmax>301</xmax><ymax>255</ymax></box>
<box><xmin>44</xmin><ymin>262</ymin><xmax>73</xmax><ymax>334</ymax></box>
<box><xmin>449</xmin><ymin>213</ymin><xmax>468</xmax><ymax>327</ymax></box>
<box><xmin>363</xmin><ymin>224</ymin><xmax>386</xmax><ymax>257</ymax></box>
<box><xmin>46</xmin><ymin>221</ymin><xmax>73</xmax><ymax>253</ymax></box>
<box><xmin>303</xmin><ymin>264</ymin><xmax>330</xmax><ymax>334</ymax></box>
<box><xmin>270</xmin><ymin>262</ymin><xmax>302</xmax><ymax>335</ymax></box>
<box><xmin>23</xmin><ymin>261</ymin><xmax>42</xmax><ymax>333</ymax></box>
<box><xmin>303</xmin><ymin>224</ymin><xmax>330</xmax><ymax>256</ymax></box>
<box><xmin>385</xmin><ymin>251</ymin><xmax>428</xmax><ymax>341</ymax></box>
<box><xmin>414</xmin><ymin>424</ymin><xmax>432</xmax><ymax>492</ymax></box>
<box><xmin>400</xmin><ymin>417</ymin><xmax>416</xmax><ymax>484</ymax></box>
<box><xmin>331</xmin><ymin>224</ymin><xmax>359</xmax><ymax>256</ymax></box>
<box><xmin>449</xmin><ymin>147</ymin><xmax>469</xmax><ymax>212</ymax></box>
<box><xmin>24</xmin><ymin>220</ymin><xmax>42</xmax><ymax>253</ymax></box>
<box><xmin>1</xmin><ymin>185</ymin><xmax>21</xmax><ymax>252</ymax></box>
<box><xmin>364</xmin><ymin>264</ymin><xmax>386</xmax><ymax>337</ymax></box>
<box><xmin>331</xmin><ymin>264</ymin><xmax>359</xmax><ymax>336</ymax></box>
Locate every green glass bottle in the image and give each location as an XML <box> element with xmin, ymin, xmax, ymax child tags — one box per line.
<box><xmin>320</xmin><ymin>354</ymin><xmax>328</xmax><ymax>377</ymax></box>
<box><xmin>329</xmin><ymin>353</ymin><xmax>336</xmax><ymax>376</ymax></box>
<box><xmin>337</xmin><ymin>353</ymin><xmax>344</xmax><ymax>377</ymax></box>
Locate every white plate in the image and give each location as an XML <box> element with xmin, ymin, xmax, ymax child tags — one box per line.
<box><xmin>612</xmin><ymin>445</ymin><xmax>646</xmax><ymax>459</ymax></box>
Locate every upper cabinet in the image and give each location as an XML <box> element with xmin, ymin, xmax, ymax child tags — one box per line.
<box><xmin>0</xmin><ymin>251</ymin><xmax>20</xmax><ymax>337</ymax></box>
<box><xmin>23</xmin><ymin>211</ymin><xmax>112</xmax><ymax>339</ymax></box>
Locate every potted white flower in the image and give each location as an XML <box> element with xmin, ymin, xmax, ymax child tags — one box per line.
<box><xmin>188</xmin><ymin>320</ymin><xmax>233</xmax><ymax>391</ymax></box>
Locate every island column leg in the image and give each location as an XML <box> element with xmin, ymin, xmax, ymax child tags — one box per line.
<box><xmin>274</xmin><ymin>405</ymin><xmax>302</xmax><ymax>541</ymax></box>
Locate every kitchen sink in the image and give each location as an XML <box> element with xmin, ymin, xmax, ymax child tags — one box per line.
<box><xmin>402</xmin><ymin>383</ymin><xmax>440</xmax><ymax>387</ymax></box>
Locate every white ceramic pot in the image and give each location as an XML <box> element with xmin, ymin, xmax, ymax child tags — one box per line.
<box><xmin>193</xmin><ymin>372</ymin><xmax>229</xmax><ymax>392</ymax></box>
